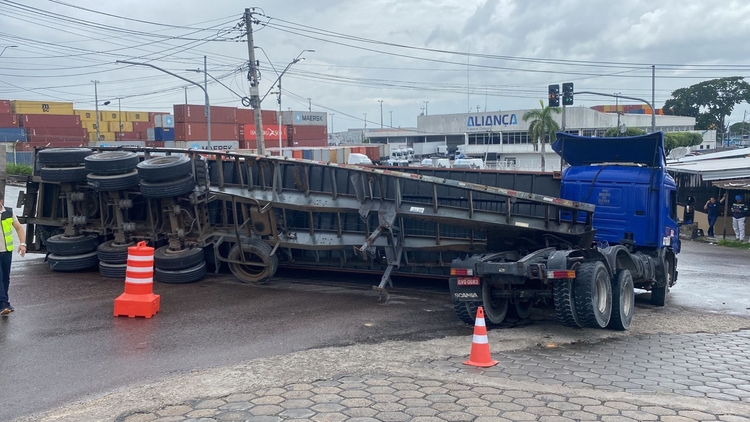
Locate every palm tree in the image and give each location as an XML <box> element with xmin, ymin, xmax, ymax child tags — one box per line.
<box><xmin>523</xmin><ymin>100</ymin><xmax>561</xmax><ymax>171</ymax></box>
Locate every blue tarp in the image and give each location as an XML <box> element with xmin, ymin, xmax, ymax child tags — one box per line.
<box><xmin>552</xmin><ymin>132</ymin><xmax>665</xmax><ymax>168</ymax></box>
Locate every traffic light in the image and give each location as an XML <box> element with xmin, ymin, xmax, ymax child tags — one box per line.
<box><xmin>562</xmin><ymin>82</ymin><xmax>574</xmax><ymax>106</ymax></box>
<box><xmin>548</xmin><ymin>84</ymin><xmax>560</xmax><ymax>107</ymax></box>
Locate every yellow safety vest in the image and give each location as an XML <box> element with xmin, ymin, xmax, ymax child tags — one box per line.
<box><xmin>1</xmin><ymin>207</ymin><xmax>13</xmax><ymax>252</ymax></box>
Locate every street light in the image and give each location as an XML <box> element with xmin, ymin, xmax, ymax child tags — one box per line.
<box><xmin>0</xmin><ymin>45</ymin><xmax>17</xmax><ymax>57</ymax></box>
<box><xmin>389</xmin><ymin>111</ymin><xmax>393</xmax><ymax>128</ymax></box>
<box><xmin>424</xmin><ymin>101</ymin><xmax>429</xmax><ymax>116</ymax></box>
<box><xmin>92</xmin><ymin>81</ymin><xmax>101</xmax><ymax>141</ymax></box>
<box><xmin>378</xmin><ymin>100</ymin><xmax>384</xmax><ymax>128</ymax></box>
<box><xmin>116</xmin><ymin>59</ymin><xmax>212</xmax><ymax>149</ymax></box>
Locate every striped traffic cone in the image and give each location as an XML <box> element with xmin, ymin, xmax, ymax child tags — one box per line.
<box><xmin>114</xmin><ymin>241</ymin><xmax>160</xmax><ymax>318</ymax></box>
<box><xmin>463</xmin><ymin>306</ymin><xmax>498</xmax><ymax>367</ymax></box>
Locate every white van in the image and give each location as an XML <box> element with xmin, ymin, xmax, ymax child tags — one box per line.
<box><xmin>452</xmin><ymin>158</ymin><xmax>485</xmax><ymax>169</ymax></box>
<box><xmin>347</xmin><ymin>153</ymin><xmax>373</xmax><ymax>165</ymax></box>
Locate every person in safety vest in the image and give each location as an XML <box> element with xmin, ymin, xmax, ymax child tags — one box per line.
<box><xmin>0</xmin><ymin>191</ymin><xmax>26</xmax><ymax>315</ymax></box>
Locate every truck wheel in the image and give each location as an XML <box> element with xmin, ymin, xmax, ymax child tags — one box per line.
<box><xmin>452</xmin><ymin>300</ymin><xmax>479</xmax><ymax>325</ymax></box>
<box><xmin>509</xmin><ymin>299</ymin><xmax>533</xmax><ymax>319</ymax></box>
<box><xmin>651</xmin><ymin>261</ymin><xmax>670</xmax><ymax>307</ymax></box>
<box><xmin>608</xmin><ymin>270</ymin><xmax>635</xmax><ymax>331</ymax></box>
<box><xmin>481</xmin><ymin>281</ymin><xmax>508</xmax><ymax>325</ymax></box>
<box><xmin>228</xmin><ymin>239</ymin><xmax>278</xmax><ymax>284</ymax></box>
<box><xmin>85</xmin><ymin>151</ymin><xmax>139</xmax><ymax>174</ymax></box>
<box><xmin>38</xmin><ymin>148</ymin><xmax>93</xmax><ymax>167</ymax></box>
<box><xmin>46</xmin><ymin>234</ymin><xmax>99</xmax><ymax>256</ymax></box>
<box><xmin>140</xmin><ymin>174</ymin><xmax>196</xmax><ymax>198</ymax></box>
<box><xmin>137</xmin><ymin>155</ymin><xmax>192</xmax><ymax>182</ymax></box>
<box><xmin>97</xmin><ymin>240</ymin><xmax>134</xmax><ymax>264</ymax></box>
<box><xmin>553</xmin><ymin>279</ymin><xmax>583</xmax><ymax>328</ymax></box>
<box><xmin>99</xmin><ymin>262</ymin><xmax>127</xmax><ymax>279</ymax></box>
<box><xmin>40</xmin><ymin>166</ymin><xmax>89</xmax><ymax>183</ymax></box>
<box><xmin>48</xmin><ymin>251</ymin><xmax>99</xmax><ymax>272</ymax></box>
<box><xmin>154</xmin><ymin>262</ymin><xmax>207</xmax><ymax>284</ymax></box>
<box><xmin>88</xmin><ymin>170</ymin><xmax>140</xmax><ymax>191</ymax></box>
<box><xmin>154</xmin><ymin>245</ymin><xmax>205</xmax><ymax>270</ymax></box>
<box><xmin>574</xmin><ymin>261</ymin><xmax>613</xmax><ymax>328</ymax></box>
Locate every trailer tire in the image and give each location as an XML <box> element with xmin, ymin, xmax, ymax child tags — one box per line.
<box><xmin>154</xmin><ymin>245</ymin><xmax>205</xmax><ymax>270</ymax></box>
<box><xmin>85</xmin><ymin>151</ymin><xmax>139</xmax><ymax>174</ymax></box>
<box><xmin>99</xmin><ymin>262</ymin><xmax>127</xmax><ymax>279</ymax></box>
<box><xmin>481</xmin><ymin>281</ymin><xmax>508</xmax><ymax>325</ymax></box>
<box><xmin>651</xmin><ymin>260</ymin><xmax>670</xmax><ymax>307</ymax></box>
<box><xmin>509</xmin><ymin>299</ymin><xmax>533</xmax><ymax>320</ymax></box>
<box><xmin>452</xmin><ymin>300</ymin><xmax>480</xmax><ymax>325</ymax></box>
<box><xmin>228</xmin><ymin>239</ymin><xmax>278</xmax><ymax>284</ymax></box>
<box><xmin>140</xmin><ymin>174</ymin><xmax>195</xmax><ymax>198</ymax></box>
<box><xmin>97</xmin><ymin>240</ymin><xmax>134</xmax><ymax>264</ymax></box>
<box><xmin>137</xmin><ymin>155</ymin><xmax>192</xmax><ymax>181</ymax></box>
<box><xmin>40</xmin><ymin>166</ymin><xmax>89</xmax><ymax>183</ymax></box>
<box><xmin>554</xmin><ymin>279</ymin><xmax>583</xmax><ymax>328</ymax></box>
<box><xmin>88</xmin><ymin>170</ymin><xmax>140</xmax><ymax>191</ymax></box>
<box><xmin>46</xmin><ymin>234</ymin><xmax>99</xmax><ymax>256</ymax></box>
<box><xmin>48</xmin><ymin>251</ymin><xmax>99</xmax><ymax>272</ymax></box>
<box><xmin>154</xmin><ymin>261</ymin><xmax>207</xmax><ymax>284</ymax></box>
<box><xmin>38</xmin><ymin>148</ymin><xmax>93</xmax><ymax>167</ymax></box>
<box><xmin>608</xmin><ymin>270</ymin><xmax>635</xmax><ymax>331</ymax></box>
<box><xmin>574</xmin><ymin>261</ymin><xmax>612</xmax><ymax>328</ymax></box>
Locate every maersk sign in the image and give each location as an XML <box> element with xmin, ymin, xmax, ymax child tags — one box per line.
<box><xmin>467</xmin><ymin>113</ymin><xmax>518</xmax><ymax>127</ymax></box>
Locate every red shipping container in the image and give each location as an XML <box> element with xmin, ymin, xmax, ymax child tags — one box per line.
<box><xmin>173</xmin><ymin>104</ymin><xmax>237</xmax><ymax>124</ymax></box>
<box><xmin>243</xmin><ymin>124</ymin><xmax>287</xmax><ymax>142</ymax></box>
<box><xmin>262</xmin><ymin>110</ymin><xmax>278</xmax><ymax>125</ymax></box>
<box><xmin>132</xmin><ymin>121</ymin><xmax>154</xmax><ymax>132</ymax></box>
<box><xmin>27</xmin><ymin>127</ymin><xmax>86</xmax><ymax>137</ymax></box>
<box><xmin>290</xmin><ymin>125</ymin><xmax>327</xmax><ymax>140</ymax></box>
<box><xmin>18</xmin><ymin>140</ymin><xmax>88</xmax><ymax>151</ymax></box>
<box><xmin>241</xmin><ymin>140</ymin><xmax>257</xmax><ymax>150</ymax></box>
<box><xmin>174</xmin><ymin>123</ymin><xmax>239</xmax><ymax>141</ymax></box>
<box><xmin>0</xmin><ymin>113</ymin><xmax>18</xmax><ymax>127</ymax></box>
<box><xmin>26</xmin><ymin>135</ymin><xmax>88</xmax><ymax>143</ymax></box>
<box><xmin>0</xmin><ymin>100</ymin><xmax>11</xmax><ymax>114</ymax></box>
<box><xmin>20</xmin><ymin>114</ymin><xmax>81</xmax><ymax>128</ymax></box>
<box><xmin>237</xmin><ymin>108</ymin><xmax>253</xmax><ymax>124</ymax></box>
<box><xmin>149</xmin><ymin>112</ymin><xmax>170</xmax><ymax>122</ymax></box>
<box><xmin>112</xmin><ymin>132</ymin><xmax>141</xmax><ymax>141</ymax></box>
<box><xmin>288</xmin><ymin>139</ymin><xmax>327</xmax><ymax>148</ymax></box>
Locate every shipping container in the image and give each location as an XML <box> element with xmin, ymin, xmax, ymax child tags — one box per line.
<box><xmin>108</xmin><ymin>121</ymin><xmax>133</xmax><ymax>132</ymax></box>
<box><xmin>0</xmin><ymin>113</ymin><xmax>18</xmax><ymax>127</ymax></box>
<box><xmin>20</xmin><ymin>114</ymin><xmax>81</xmax><ymax>128</ymax></box>
<box><xmin>241</xmin><ymin>140</ymin><xmax>257</xmax><ymax>150</ymax></box>
<box><xmin>174</xmin><ymin>123</ymin><xmax>238</xmax><ymax>141</ymax></box>
<box><xmin>113</xmin><ymin>132</ymin><xmax>141</xmax><ymax>141</ymax></box>
<box><xmin>292</xmin><ymin>150</ymin><xmax>303</xmax><ymax>159</ymax></box>
<box><xmin>242</xmin><ymin>124</ymin><xmax>287</xmax><ymax>141</ymax></box>
<box><xmin>0</xmin><ymin>128</ymin><xmax>26</xmax><ymax>142</ymax></box>
<box><xmin>126</xmin><ymin>111</ymin><xmax>150</xmax><ymax>122</ymax></box>
<box><xmin>289</xmin><ymin>124</ymin><xmax>328</xmax><ymax>141</ymax></box>
<box><xmin>25</xmin><ymin>135</ymin><xmax>87</xmax><ymax>144</ymax></box>
<box><xmin>174</xmin><ymin>104</ymin><xmax>237</xmax><ymax>124</ymax></box>
<box><xmin>146</xmin><ymin>128</ymin><xmax>156</xmax><ymax>141</ymax></box>
<box><xmin>154</xmin><ymin>114</ymin><xmax>175</xmax><ymax>128</ymax></box>
<box><xmin>94</xmin><ymin>140</ymin><xmax>146</xmax><ymax>148</ymax></box>
<box><xmin>74</xmin><ymin>110</ymin><xmax>98</xmax><ymax>121</ymax></box>
<box><xmin>302</xmin><ymin>149</ymin><xmax>313</xmax><ymax>160</ymax></box>
<box><xmin>11</xmin><ymin>100</ymin><xmax>74</xmax><ymax>115</ymax></box>
<box><xmin>0</xmin><ymin>100</ymin><xmax>11</xmax><ymax>114</ymax></box>
<box><xmin>175</xmin><ymin>140</ymin><xmax>239</xmax><ymax>151</ymax></box>
<box><xmin>81</xmin><ymin>121</ymin><xmax>98</xmax><ymax>132</ymax></box>
<box><xmin>154</xmin><ymin>127</ymin><xmax>175</xmax><ymax>141</ymax></box>
<box><xmin>289</xmin><ymin>138</ymin><xmax>328</xmax><ymax>148</ymax></box>
<box><xmin>262</xmin><ymin>110</ymin><xmax>279</xmax><ymax>125</ymax></box>
<box><xmin>237</xmin><ymin>108</ymin><xmax>253</xmax><ymax>124</ymax></box>
<box><xmin>17</xmin><ymin>140</ymin><xmax>86</xmax><ymax>152</ymax></box>
<box><xmin>100</xmin><ymin>111</ymin><xmax>122</xmax><ymax>122</ymax></box>
<box><xmin>7</xmin><ymin>151</ymin><xmax>33</xmax><ymax>166</ymax></box>
<box><xmin>27</xmin><ymin>127</ymin><xmax>87</xmax><ymax>137</ymax></box>
<box><xmin>282</xmin><ymin>111</ymin><xmax>327</xmax><ymax>126</ymax></box>
<box><xmin>132</xmin><ymin>121</ymin><xmax>154</xmax><ymax>132</ymax></box>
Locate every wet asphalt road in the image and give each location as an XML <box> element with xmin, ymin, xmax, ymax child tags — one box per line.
<box><xmin>1</xmin><ymin>186</ymin><xmax>749</xmax><ymax>419</ymax></box>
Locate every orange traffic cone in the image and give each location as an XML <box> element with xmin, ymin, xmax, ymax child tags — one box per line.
<box><xmin>114</xmin><ymin>241</ymin><xmax>160</xmax><ymax>318</ymax></box>
<box><xmin>463</xmin><ymin>306</ymin><xmax>498</xmax><ymax>367</ymax></box>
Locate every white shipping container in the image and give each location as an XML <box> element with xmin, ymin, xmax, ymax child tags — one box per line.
<box><xmin>146</xmin><ymin>128</ymin><xmax>156</xmax><ymax>141</ymax></box>
<box><xmin>155</xmin><ymin>114</ymin><xmax>175</xmax><ymax>128</ymax></box>
<box><xmin>96</xmin><ymin>141</ymin><xmax>146</xmax><ymax>148</ymax></box>
<box><xmin>313</xmin><ymin>148</ymin><xmax>323</xmax><ymax>161</ymax></box>
<box><xmin>281</xmin><ymin>111</ymin><xmax>327</xmax><ymax>126</ymax></box>
<box><xmin>175</xmin><ymin>140</ymin><xmax>239</xmax><ymax>151</ymax></box>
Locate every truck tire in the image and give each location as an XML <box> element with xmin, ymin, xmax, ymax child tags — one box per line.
<box><xmin>88</xmin><ymin>170</ymin><xmax>140</xmax><ymax>191</ymax></box>
<box><xmin>228</xmin><ymin>239</ymin><xmax>278</xmax><ymax>284</ymax></box>
<box><xmin>154</xmin><ymin>261</ymin><xmax>207</xmax><ymax>284</ymax></box>
<box><xmin>509</xmin><ymin>299</ymin><xmax>533</xmax><ymax>320</ymax></box>
<box><xmin>554</xmin><ymin>279</ymin><xmax>583</xmax><ymax>328</ymax></box>
<box><xmin>46</xmin><ymin>234</ymin><xmax>99</xmax><ymax>256</ymax></box>
<box><xmin>38</xmin><ymin>148</ymin><xmax>93</xmax><ymax>167</ymax></box>
<box><xmin>574</xmin><ymin>261</ymin><xmax>613</xmax><ymax>328</ymax></box>
<box><xmin>651</xmin><ymin>260</ymin><xmax>670</xmax><ymax>307</ymax></box>
<box><xmin>40</xmin><ymin>166</ymin><xmax>89</xmax><ymax>183</ymax></box>
<box><xmin>608</xmin><ymin>270</ymin><xmax>635</xmax><ymax>331</ymax></box>
<box><xmin>140</xmin><ymin>174</ymin><xmax>196</xmax><ymax>198</ymax></box>
<box><xmin>85</xmin><ymin>151</ymin><xmax>139</xmax><ymax>174</ymax></box>
<box><xmin>97</xmin><ymin>240</ymin><xmax>134</xmax><ymax>264</ymax></box>
<box><xmin>137</xmin><ymin>155</ymin><xmax>192</xmax><ymax>182</ymax></box>
<box><xmin>154</xmin><ymin>245</ymin><xmax>205</xmax><ymax>270</ymax></box>
<box><xmin>99</xmin><ymin>262</ymin><xmax>127</xmax><ymax>279</ymax></box>
<box><xmin>481</xmin><ymin>281</ymin><xmax>508</xmax><ymax>325</ymax></box>
<box><xmin>48</xmin><ymin>251</ymin><xmax>99</xmax><ymax>272</ymax></box>
<box><xmin>452</xmin><ymin>300</ymin><xmax>480</xmax><ymax>325</ymax></box>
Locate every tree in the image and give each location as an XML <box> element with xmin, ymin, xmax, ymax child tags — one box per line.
<box><xmin>729</xmin><ymin>121</ymin><xmax>750</xmax><ymax>138</ymax></box>
<box><xmin>603</xmin><ymin>127</ymin><xmax>646</xmax><ymax>137</ymax></box>
<box><xmin>523</xmin><ymin>100</ymin><xmax>561</xmax><ymax>171</ymax></box>
<box><xmin>664</xmin><ymin>132</ymin><xmax>703</xmax><ymax>154</ymax></box>
<box><xmin>663</xmin><ymin>77</ymin><xmax>750</xmax><ymax>136</ymax></box>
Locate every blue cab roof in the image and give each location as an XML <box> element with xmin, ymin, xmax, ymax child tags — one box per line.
<box><xmin>551</xmin><ymin>132</ymin><xmax>666</xmax><ymax>168</ymax></box>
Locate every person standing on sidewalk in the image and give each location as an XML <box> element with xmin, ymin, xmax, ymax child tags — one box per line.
<box><xmin>0</xmin><ymin>191</ymin><xmax>26</xmax><ymax>315</ymax></box>
<box><xmin>730</xmin><ymin>194</ymin><xmax>749</xmax><ymax>242</ymax></box>
<box><xmin>704</xmin><ymin>196</ymin><xmax>721</xmax><ymax>237</ymax></box>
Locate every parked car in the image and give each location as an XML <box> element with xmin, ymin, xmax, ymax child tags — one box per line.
<box><xmin>347</xmin><ymin>153</ymin><xmax>373</xmax><ymax>165</ymax></box>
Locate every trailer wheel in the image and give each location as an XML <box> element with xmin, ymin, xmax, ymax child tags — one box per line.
<box><xmin>38</xmin><ymin>148</ymin><xmax>93</xmax><ymax>167</ymax></box>
<box><xmin>140</xmin><ymin>174</ymin><xmax>196</xmax><ymax>198</ymax></box>
<box><xmin>48</xmin><ymin>251</ymin><xmax>99</xmax><ymax>272</ymax></box>
<box><xmin>137</xmin><ymin>155</ymin><xmax>192</xmax><ymax>182</ymax></box>
<box><xmin>228</xmin><ymin>239</ymin><xmax>278</xmax><ymax>284</ymax></box>
<box><xmin>87</xmin><ymin>170</ymin><xmax>140</xmax><ymax>191</ymax></box>
<box><xmin>99</xmin><ymin>262</ymin><xmax>127</xmax><ymax>279</ymax></box>
<box><xmin>85</xmin><ymin>151</ymin><xmax>139</xmax><ymax>174</ymax></box>
<box><xmin>46</xmin><ymin>234</ymin><xmax>99</xmax><ymax>256</ymax></box>
<box><xmin>574</xmin><ymin>261</ymin><xmax>612</xmax><ymax>328</ymax></box>
<box><xmin>553</xmin><ymin>279</ymin><xmax>583</xmax><ymax>328</ymax></box>
<box><xmin>509</xmin><ymin>299</ymin><xmax>533</xmax><ymax>320</ymax></box>
<box><xmin>97</xmin><ymin>240</ymin><xmax>134</xmax><ymax>264</ymax></box>
<box><xmin>40</xmin><ymin>166</ymin><xmax>89</xmax><ymax>183</ymax></box>
<box><xmin>608</xmin><ymin>270</ymin><xmax>635</xmax><ymax>331</ymax></box>
<box><xmin>651</xmin><ymin>260</ymin><xmax>670</xmax><ymax>307</ymax></box>
<box><xmin>481</xmin><ymin>281</ymin><xmax>508</xmax><ymax>325</ymax></box>
<box><xmin>452</xmin><ymin>300</ymin><xmax>480</xmax><ymax>325</ymax></box>
<box><xmin>154</xmin><ymin>245</ymin><xmax>205</xmax><ymax>270</ymax></box>
<box><xmin>154</xmin><ymin>261</ymin><xmax>207</xmax><ymax>284</ymax></box>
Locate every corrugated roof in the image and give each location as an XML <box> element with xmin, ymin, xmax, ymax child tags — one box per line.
<box><xmin>667</xmin><ymin>156</ymin><xmax>750</xmax><ymax>181</ymax></box>
<box><xmin>669</xmin><ymin>147</ymin><xmax>750</xmax><ymax>163</ymax></box>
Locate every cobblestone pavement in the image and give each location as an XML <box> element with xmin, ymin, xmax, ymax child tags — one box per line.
<box><xmin>117</xmin><ymin>331</ymin><xmax>750</xmax><ymax>422</ymax></box>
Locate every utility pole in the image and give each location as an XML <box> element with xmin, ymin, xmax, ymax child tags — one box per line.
<box><xmin>92</xmin><ymin>80</ymin><xmax>101</xmax><ymax>141</ymax></box>
<box><xmin>615</xmin><ymin>92</ymin><xmax>621</xmax><ymax>136</ymax></box>
<box><xmin>118</xmin><ymin>98</ymin><xmax>122</xmax><ymax>141</ymax></box>
<box><xmin>308</xmin><ymin>98</ymin><xmax>311</xmax><ymax>112</ymax></box>
<box><xmin>203</xmin><ymin>55</ymin><xmax>211</xmax><ymax>149</ymax></box>
<box><xmin>378</xmin><ymin>100</ymin><xmax>384</xmax><ymax>128</ymax></box>
<box><xmin>651</xmin><ymin>65</ymin><xmax>656</xmax><ymax>134</ymax></box>
<box><xmin>330</xmin><ymin>113</ymin><xmax>334</xmax><ymax>134</ymax></box>
<box><xmin>424</xmin><ymin>101</ymin><xmax>429</xmax><ymax>116</ymax></box>
<box><xmin>184</xmin><ymin>87</ymin><xmax>188</xmax><ymax>104</ymax></box>
<box><xmin>245</xmin><ymin>8</ymin><xmax>265</xmax><ymax>154</ymax></box>
<box><xmin>389</xmin><ymin>110</ymin><xmax>393</xmax><ymax>128</ymax></box>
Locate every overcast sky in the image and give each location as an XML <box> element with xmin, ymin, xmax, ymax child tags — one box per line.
<box><xmin>1</xmin><ymin>0</ymin><xmax>749</xmax><ymax>131</ymax></box>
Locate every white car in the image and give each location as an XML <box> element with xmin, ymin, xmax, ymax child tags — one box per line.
<box><xmin>346</xmin><ymin>153</ymin><xmax>373</xmax><ymax>165</ymax></box>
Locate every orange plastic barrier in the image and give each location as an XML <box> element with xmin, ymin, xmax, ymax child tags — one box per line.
<box><xmin>463</xmin><ymin>306</ymin><xmax>498</xmax><ymax>367</ymax></box>
<box><xmin>113</xmin><ymin>241</ymin><xmax>160</xmax><ymax>318</ymax></box>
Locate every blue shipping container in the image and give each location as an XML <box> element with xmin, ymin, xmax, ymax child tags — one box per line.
<box><xmin>302</xmin><ymin>149</ymin><xmax>313</xmax><ymax>160</ymax></box>
<box><xmin>0</xmin><ymin>128</ymin><xmax>26</xmax><ymax>142</ymax></box>
<box><xmin>6</xmin><ymin>151</ymin><xmax>33</xmax><ymax>166</ymax></box>
<box><xmin>154</xmin><ymin>127</ymin><xmax>175</xmax><ymax>141</ymax></box>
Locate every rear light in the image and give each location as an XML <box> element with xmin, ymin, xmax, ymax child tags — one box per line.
<box><xmin>450</xmin><ymin>268</ymin><xmax>473</xmax><ymax>276</ymax></box>
<box><xmin>547</xmin><ymin>270</ymin><xmax>576</xmax><ymax>279</ymax></box>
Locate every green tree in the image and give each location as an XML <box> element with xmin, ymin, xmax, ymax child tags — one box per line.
<box><xmin>663</xmin><ymin>77</ymin><xmax>750</xmax><ymax>134</ymax></box>
<box><xmin>603</xmin><ymin>127</ymin><xmax>647</xmax><ymax>137</ymax></box>
<box><xmin>729</xmin><ymin>121</ymin><xmax>750</xmax><ymax>138</ymax></box>
<box><xmin>523</xmin><ymin>100</ymin><xmax>561</xmax><ymax>171</ymax></box>
<box><xmin>664</xmin><ymin>132</ymin><xmax>703</xmax><ymax>154</ymax></box>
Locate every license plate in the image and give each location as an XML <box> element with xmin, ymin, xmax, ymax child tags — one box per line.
<box><xmin>457</xmin><ymin>277</ymin><xmax>480</xmax><ymax>286</ymax></box>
